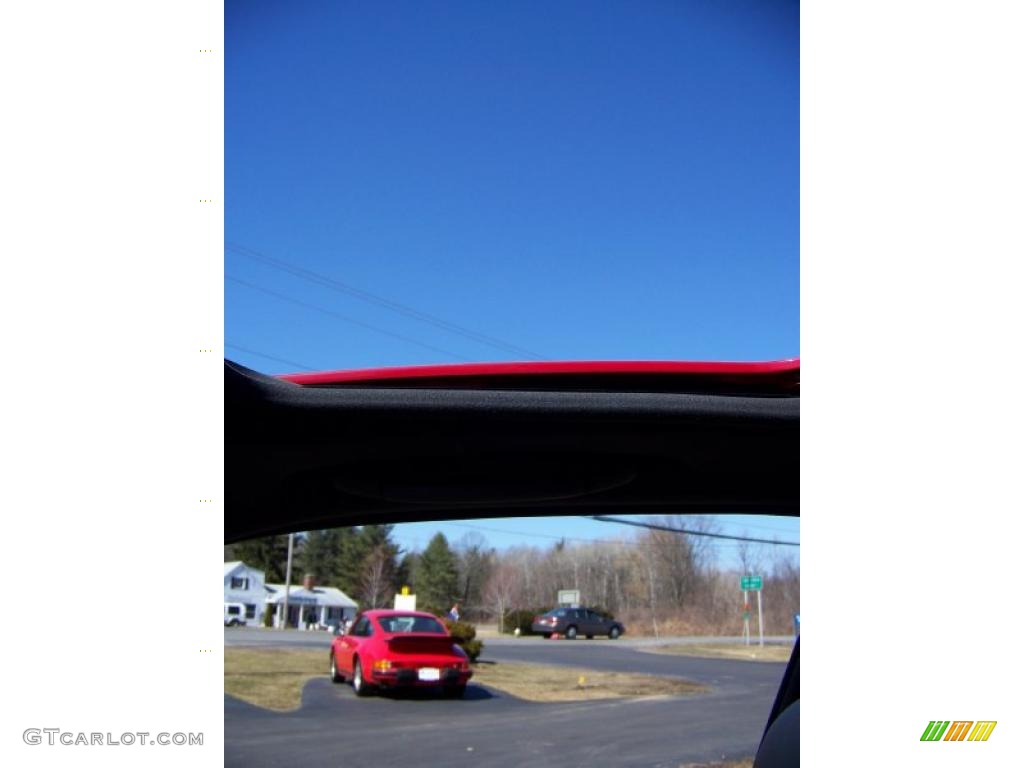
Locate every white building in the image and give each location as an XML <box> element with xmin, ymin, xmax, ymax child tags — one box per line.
<box><xmin>224</xmin><ymin>561</ymin><xmax>268</xmax><ymax>625</ymax></box>
<box><xmin>265</xmin><ymin>577</ymin><xmax>358</xmax><ymax>629</ymax></box>
<box><xmin>224</xmin><ymin>561</ymin><xmax>358</xmax><ymax>628</ymax></box>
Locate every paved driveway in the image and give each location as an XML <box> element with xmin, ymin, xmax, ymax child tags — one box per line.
<box><xmin>225</xmin><ymin>628</ymin><xmax>791</xmax><ymax>767</ymax></box>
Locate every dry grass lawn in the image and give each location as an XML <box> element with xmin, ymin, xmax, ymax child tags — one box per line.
<box><xmin>471</xmin><ymin>660</ymin><xmax>707</xmax><ymax>702</ymax></box>
<box><xmin>225</xmin><ymin>647</ymin><xmax>325</xmax><ymax>711</ymax></box>
<box><xmin>650</xmin><ymin>643</ymin><xmax>792</xmax><ymax>663</ymax></box>
<box><xmin>679</xmin><ymin>759</ymin><xmax>753</xmax><ymax>768</ymax></box>
<box><xmin>224</xmin><ymin>648</ymin><xmax>707</xmax><ymax>710</ymax></box>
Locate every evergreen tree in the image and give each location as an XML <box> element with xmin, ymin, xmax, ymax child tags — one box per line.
<box><xmin>334</xmin><ymin>526</ymin><xmax>367</xmax><ymax>596</ymax></box>
<box><xmin>415</xmin><ymin>533</ymin><xmax>459</xmax><ymax>615</ymax></box>
<box><xmin>360</xmin><ymin>524</ymin><xmax>397</xmax><ymax>553</ymax></box>
<box><xmin>230</xmin><ymin>535</ymin><xmax>290</xmax><ymax>582</ymax></box>
<box><xmin>301</xmin><ymin>529</ymin><xmax>341</xmax><ymax>585</ymax></box>
<box><xmin>283</xmin><ymin>525</ymin><xmax>405</xmax><ymax>606</ymax></box>
<box><xmin>396</xmin><ymin>551</ymin><xmax>417</xmax><ymax>592</ymax></box>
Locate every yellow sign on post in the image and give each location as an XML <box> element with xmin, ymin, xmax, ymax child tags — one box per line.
<box><xmin>394</xmin><ymin>590</ymin><xmax>416</xmax><ymax>611</ymax></box>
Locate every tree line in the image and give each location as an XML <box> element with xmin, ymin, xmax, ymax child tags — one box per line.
<box><xmin>225</xmin><ymin>525</ymin><xmax>467</xmax><ymax>616</ymax></box>
<box><xmin>225</xmin><ymin>516</ymin><xmax>799</xmax><ymax>635</ymax></box>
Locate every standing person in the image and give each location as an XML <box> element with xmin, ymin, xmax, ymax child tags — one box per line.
<box><xmin>447</xmin><ymin>603</ymin><xmax>460</xmax><ymax>622</ymax></box>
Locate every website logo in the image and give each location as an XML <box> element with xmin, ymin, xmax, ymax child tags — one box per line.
<box><xmin>920</xmin><ymin>721</ymin><xmax>997</xmax><ymax>742</ymax></box>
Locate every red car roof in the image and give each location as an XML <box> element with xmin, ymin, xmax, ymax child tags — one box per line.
<box><xmin>361</xmin><ymin>608</ymin><xmax>440</xmax><ymax>618</ymax></box>
<box><xmin>279</xmin><ymin>358</ymin><xmax>799</xmax><ymax>394</ymax></box>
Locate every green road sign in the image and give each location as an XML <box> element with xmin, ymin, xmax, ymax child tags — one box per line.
<box><xmin>741</xmin><ymin>576</ymin><xmax>763</xmax><ymax>591</ymax></box>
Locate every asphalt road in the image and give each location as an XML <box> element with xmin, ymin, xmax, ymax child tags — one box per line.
<box><xmin>224</xmin><ymin>626</ymin><xmax>792</xmax><ymax>650</ymax></box>
<box><xmin>225</xmin><ymin>628</ymin><xmax>790</xmax><ymax>768</ymax></box>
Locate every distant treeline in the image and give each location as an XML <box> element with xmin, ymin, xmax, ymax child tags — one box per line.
<box><xmin>225</xmin><ymin>516</ymin><xmax>799</xmax><ymax>636</ymax></box>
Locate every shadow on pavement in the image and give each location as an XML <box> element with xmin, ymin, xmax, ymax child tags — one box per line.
<box><xmin>296</xmin><ymin>677</ymin><xmax>507</xmax><ymax>711</ymax></box>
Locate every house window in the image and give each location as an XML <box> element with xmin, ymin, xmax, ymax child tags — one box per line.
<box><xmin>230</xmin><ymin>576</ymin><xmax>248</xmax><ymax>590</ymax></box>
<box><xmin>245</xmin><ymin>604</ymin><xmax>256</xmax><ymax>619</ymax></box>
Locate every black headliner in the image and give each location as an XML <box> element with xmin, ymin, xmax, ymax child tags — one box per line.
<box><xmin>225</xmin><ymin>361</ymin><xmax>798</xmax><ymax>543</ymax></box>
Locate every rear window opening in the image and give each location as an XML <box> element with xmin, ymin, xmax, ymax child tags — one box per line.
<box><xmin>378</xmin><ymin>615</ymin><xmax>446</xmax><ymax>634</ymax></box>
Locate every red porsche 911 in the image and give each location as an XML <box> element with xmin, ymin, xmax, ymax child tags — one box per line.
<box><xmin>329</xmin><ymin>609</ymin><xmax>473</xmax><ymax>698</ymax></box>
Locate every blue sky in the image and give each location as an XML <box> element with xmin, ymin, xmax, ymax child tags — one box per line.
<box><xmin>392</xmin><ymin>515</ymin><xmax>799</xmax><ymax>572</ymax></box>
<box><xmin>225</xmin><ymin>1</ymin><xmax>799</xmax><ymax>563</ymax></box>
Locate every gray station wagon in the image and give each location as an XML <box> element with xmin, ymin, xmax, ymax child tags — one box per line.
<box><xmin>531</xmin><ymin>607</ymin><xmax>624</xmax><ymax>639</ymax></box>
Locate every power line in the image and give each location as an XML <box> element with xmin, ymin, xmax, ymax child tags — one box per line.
<box><xmin>439</xmin><ymin>520</ymin><xmax>751</xmax><ymax>549</ymax></box>
<box><xmin>226</xmin><ymin>274</ymin><xmax>472</xmax><ymax>362</ymax></box>
<box><xmin>588</xmin><ymin>515</ymin><xmax>800</xmax><ymax>547</ymax></box>
<box><xmin>684</xmin><ymin>514</ymin><xmax>801</xmax><ymax>535</ymax></box>
<box><xmin>226</xmin><ymin>241</ymin><xmax>547</xmax><ymax>360</ymax></box>
<box><xmin>225</xmin><ymin>343</ymin><xmax>316</xmax><ymax>372</ymax></box>
<box><xmin>445</xmin><ymin>520</ymin><xmax>594</xmax><ymax>544</ymax></box>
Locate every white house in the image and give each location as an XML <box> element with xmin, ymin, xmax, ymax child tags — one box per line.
<box><xmin>224</xmin><ymin>561</ymin><xmax>267</xmax><ymax>624</ymax></box>
<box><xmin>224</xmin><ymin>561</ymin><xmax>358</xmax><ymax>628</ymax></box>
<box><xmin>265</xmin><ymin>576</ymin><xmax>359</xmax><ymax>629</ymax></box>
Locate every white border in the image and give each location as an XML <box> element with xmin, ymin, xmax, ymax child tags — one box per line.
<box><xmin>1</xmin><ymin>2</ymin><xmax>223</xmax><ymax>765</ymax></box>
<box><xmin>4</xmin><ymin>1</ymin><xmax>1024</xmax><ymax>765</ymax></box>
<box><xmin>803</xmin><ymin>0</ymin><xmax>1023</xmax><ymax>763</ymax></box>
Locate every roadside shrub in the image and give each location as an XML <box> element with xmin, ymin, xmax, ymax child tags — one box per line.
<box><xmin>262</xmin><ymin>604</ymin><xmax>274</xmax><ymax>627</ymax></box>
<box><xmin>443</xmin><ymin>619</ymin><xmax>484</xmax><ymax>662</ymax></box>
<box><xmin>501</xmin><ymin>609</ymin><xmax>532</xmax><ymax>635</ymax></box>
<box><xmin>501</xmin><ymin>607</ymin><xmax>553</xmax><ymax>635</ymax></box>
<box><xmin>461</xmin><ymin>639</ymin><xmax>483</xmax><ymax>662</ymax></box>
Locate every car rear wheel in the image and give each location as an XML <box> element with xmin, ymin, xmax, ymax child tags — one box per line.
<box><xmin>352</xmin><ymin>657</ymin><xmax>373</xmax><ymax>697</ymax></box>
<box><xmin>330</xmin><ymin>651</ymin><xmax>344</xmax><ymax>683</ymax></box>
<box><xmin>586</xmin><ymin>634</ymin><xmax>594</xmax><ymax>639</ymax></box>
<box><xmin>566</xmin><ymin>625</ymin><xmax>578</xmax><ymax>640</ymax></box>
<box><xmin>609</xmin><ymin>626</ymin><xmax>621</xmax><ymax>639</ymax></box>
<box><xmin>542</xmin><ymin>632</ymin><xmax>552</xmax><ymax>639</ymax></box>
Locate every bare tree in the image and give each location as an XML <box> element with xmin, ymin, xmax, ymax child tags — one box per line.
<box><xmin>483</xmin><ymin>561</ymin><xmax>521</xmax><ymax>632</ymax></box>
<box><xmin>359</xmin><ymin>545</ymin><xmax>395</xmax><ymax>609</ymax></box>
<box><xmin>642</xmin><ymin>543</ymin><xmax>660</xmax><ymax>638</ymax></box>
<box><xmin>455</xmin><ymin>531</ymin><xmax>493</xmax><ymax>616</ymax></box>
<box><xmin>472</xmin><ymin>518</ymin><xmax>795</xmax><ymax>638</ymax></box>
<box><xmin>736</xmin><ymin>535</ymin><xmax>766</xmax><ymax>578</ymax></box>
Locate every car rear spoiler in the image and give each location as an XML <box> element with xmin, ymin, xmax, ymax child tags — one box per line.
<box><xmin>385</xmin><ymin>634</ymin><xmax>460</xmax><ymax>653</ymax></box>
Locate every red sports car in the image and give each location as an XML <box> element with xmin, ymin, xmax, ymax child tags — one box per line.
<box><xmin>329</xmin><ymin>609</ymin><xmax>473</xmax><ymax>698</ymax></box>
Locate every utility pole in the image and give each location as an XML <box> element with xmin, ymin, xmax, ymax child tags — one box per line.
<box><xmin>742</xmin><ymin>588</ymin><xmax>750</xmax><ymax>645</ymax></box>
<box><xmin>757</xmin><ymin>588</ymin><xmax>764</xmax><ymax>647</ymax></box>
<box><xmin>644</xmin><ymin>546</ymin><xmax>659</xmax><ymax>638</ymax></box>
<box><xmin>281</xmin><ymin>533</ymin><xmax>294</xmax><ymax>630</ymax></box>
